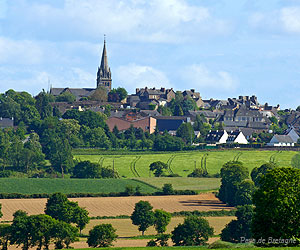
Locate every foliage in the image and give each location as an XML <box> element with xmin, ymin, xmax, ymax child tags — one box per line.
<box><xmin>176</xmin><ymin>123</ymin><xmax>195</xmax><ymax>145</ymax></box>
<box><xmin>0</xmin><ymin>224</ymin><xmax>10</xmax><ymax>250</ymax></box>
<box><xmin>251</xmin><ymin>162</ymin><xmax>277</xmax><ymax>187</ymax></box>
<box><xmin>221</xmin><ymin>205</ymin><xmax>254</xmax><ymax>243</ymax></box>
<box><xmin>171</xmin><ymin>216</ymin><xmax>214</xmax><ymax>246</ymax></box>
<box><xmin>147</xmin><ymin>234</ymin><xmax>170</xmax><ymax>247</ymax></box>
<box><xmin>131</xmin><ymin>201</ymin><xmax>155</xmax><ymax>235</ymax></box>
<box><xmin>153</xmin><ymin>209</ymin><xmax>171</xmax><ymax>234</ymax></box>
<box><xmin>218</xmin><ymin>161</ymin><xmax>249</xmax><ymax>206</ymax></box>
<box><xmin>153</xmin><ymin>134</ymin><xmax>184</xmax><ymax>151</ymax></box>
<box><xmin>149</xmin><ymin>161</ymin><xmax>168</xmax><ymax>177</ymax></box>
<box><xmin>291</xmin><ymin>153</ymin><xmax>300</xmax><ymax>169</ymax></box>
<box><xmin>235</xmin><ymin>180</ymin><xmax>255</xmax><ymax>206</ymax></box>
<box><xmin>45</xmin><ymin>192</ymin><xmax>89</xmax><ymax>232</ymax></box>
<box><xmin>162</xmin><ymin>183</ymin><xmax>174</xmax><ymax>195</ymax></box>
<box><xmin>55</xmin><ymin>92</ymin><xmax>76</xmax><ymax>103</ymax></box>
<box><xmin>52</xmin><ymin>220</ymin><xmax>78</xmax><ymax>249</ymax></box>
<box><xmin>252</xmin><ymin>167</ymin><xmax>300</xmax><ymax>246</ymax></box>
<box><xmin>89</xmin><ymin>86</ymin><xmax>108</xmax><ymax>102</ymax></box>
<box><xmin>87</xmin><ymin>224</ymin><xmax>117</xmax><ymax>248</ymax></box>
<box><xmin>73</xmin><ymin>161</ymin><xmax>102</xmax><ymax>178</ymax></box>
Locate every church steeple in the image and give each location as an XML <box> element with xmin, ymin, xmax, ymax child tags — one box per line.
<box><xmin>97</xmin><ymin>35</ymin><xmax>112</xmax><ymax>90</ymax></box>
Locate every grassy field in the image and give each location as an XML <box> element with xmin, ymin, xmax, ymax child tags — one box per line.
<box><xmin>74</xmin><ymin>149</ymin><xmax>297</xmax><ymax>178</ymax></box>
<box><xmin>0</xmin><ymin>178</ymin><xmax>158</xmax><ymax>194</ymax></box>
<box><xmin>136</xmin><ymin>177</ymin><xmax>220</xmax><ymax>192</ymax></box>
<box><xmin>76</xmin><ymin>247</ymin><xmax>300</xmax><ymax>250</ymax></box>
<box><xmin>82</xmin><ymin>217</ymin><xmax>235</xmax><ymax>237</ymax></box>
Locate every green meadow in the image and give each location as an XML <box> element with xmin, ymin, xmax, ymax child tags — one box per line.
<box><xmin>74</xmin><ymin>149</ymin><xmax>296</xmax><ymax>178</ymax></box>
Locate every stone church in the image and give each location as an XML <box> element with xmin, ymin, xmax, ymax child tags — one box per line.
<box><xmin>50</xmin><ymin>39</ymin><xmax>112</xmax><ymax>100</ymax></box>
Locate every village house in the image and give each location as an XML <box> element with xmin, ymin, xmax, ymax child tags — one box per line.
<box><xmin>206</xmin><ymin>130</ymin><xmax>248</xmax><ymax>144</ymax></box>
<box><xmin>0</xmin><ymin>118</ymin><xmax>14</xmax><ymax>129</ymax></box>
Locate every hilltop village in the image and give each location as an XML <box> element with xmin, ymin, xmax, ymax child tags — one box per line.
<box><xmin>38</xmin><ymin>40</ymin><xmax>299</xmax><ymax>148</ymax></box>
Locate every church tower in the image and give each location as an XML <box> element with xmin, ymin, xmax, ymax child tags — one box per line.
<box><xmin>96</xmin><ymin>37</ymin><xmax>112</xmax><ymax>90</ymax></box>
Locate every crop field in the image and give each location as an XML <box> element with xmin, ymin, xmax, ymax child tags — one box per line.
<box><xmin>82</xmin><ymin>216</ymin><xmax>234</xmax><ymax>236</ymax></box>
<box><xmin>0</xmin><ymin>193</ymin><xmax>232</xmax><ymax>221</ymax></box>
<box><xmin>0</xmin><ymin>178</ymin><xmax>158</xmax><ymax>195</ymax></box>
<box><xmin>74</xmin><ymin>149</ymin><xmax>297</xmax><ymax>178</ymax></box>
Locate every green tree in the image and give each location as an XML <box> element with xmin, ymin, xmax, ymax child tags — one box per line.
<box><xmin>87</xmin><ymin>224</ymin><xmax>118</xmax><ymax>248</ymax></box>
<box><xmin>252</xmin><ymin>167</ymin><xmax>300</xmax><ymax>246</ymax></box>
<box><xmin>221</xmin><ymin>205</ymin><xmax>254</xmax><ymax>243</ymax></box>
<box><xmin>171</xmin><ymin>216</ymin><xmax>214</xmax><ymax>246</ymax></box>
<box><xmin>35</xmin><ymin>91</ymin><xmax>54</xmax><ymax>119</ymax></box>
<box><xmin>28</xmin><ymin>214</ymin><xmax>56</xmax><ymax>250</ymax></box>
<box><xmin>89</xmin><ymin>86</ymin><xmax>108</xmax><ymax>102</ymax></box>
<box><xmin>9</xmin><ymin>211</ymin><xmax>30</xmax><ymax>250</ymax></box>
<box><xmin>48</xmin><ymin>137</ymin><xmax>74</xmax><ymax>178</ymax></box>
<box><xmin>153</xmin><ymin>209</ymin><xmax>171</xmax><ymax>234</ymax></box>
<box><xmin>235</xmin><ymin>180</ymin><xmax>255</xmax><ymax>206</ymax></box>
<box><xmin>162</xmin><ymin>183</ymin><xmax>174</xmax><ymax>195</ymax></box>
<box><xmin>176</xmin><ymin>122</ymin><xmax>194</xmax><ymax>145</ymax></box>
<box><xmin>45</xmin><ymin>193</ymin><xmax>72</xmax><ymax>222</ymax></box>
<box><xmin>72</xmin><ymin>161</ymin><xmax>102</xmax><ymax>178</ymax></box>
<box><xmin>149</xmin><ymin>161</ymin><xmax>168</xmax><ymax>177</ymax></box>
<box><xmin>0</xmin><ymin>224</ymin><xmax>10</xmax><ymax>250</ymax></box>
<box><xmin>218</xmin><ymin>161</ymin><xmax>249</xmax><ymax>206</ymax></box>
<box><xmin>251</xmin><ymin>162</ymin><xmax>276</xmax><ymax>187</ymax></box>
<box><xmin>72</xmin><ymin>206</ymin><xmax>90</xmax><ymax>234</ymax></box>
<box><xmin>55</xmin><ymin>92</ymin><xmax>76</xmax><ymax>103</ymax></box>
<box><xmin>52</xmin><ymin>220</ymin><xmax>78</xmax><ymax>249</ymax></box>
<box><xmin>130</xmin><ymin>201</ymin><xmax>155</xmax><ymax>235</ymax></box>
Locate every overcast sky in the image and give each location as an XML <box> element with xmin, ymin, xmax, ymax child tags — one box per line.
<box><xmin>1</xmin><ymin>0</ymin><xmax>300</xmax><ymax>108</ymax></box>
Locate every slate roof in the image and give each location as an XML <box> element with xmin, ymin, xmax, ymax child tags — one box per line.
<box><xmin>273</xmin><ymin>135</ymin><xmax>294</xmax><ymax>143</ymax></box>
<box><xmin>50</xmin><ymin>88</ymin><xmax>95</xmax><ymax>100</ymax></box>
<box><xmin>206</xmin><ymin>130</ymin><xmax>225</xmax><ymax>143</ymax></box>
<box><xmin>226</xmin><ymin>131</ymin><xmax>240</xmax><ymax>142</ymax></box>
<box><xmin>0</xmin><ymin>118</ymin><xmax>14</xmax><ymax>128</ymax></box>
<box><xmin>156</xmin><ymin>119</ymin><xmax>184</xmax><ymax>132</ymax></box>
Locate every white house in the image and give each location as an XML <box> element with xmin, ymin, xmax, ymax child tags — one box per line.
<box><xmin>206</xmin><ymin>130</ymin><xmax>228</xmax><ymax>144</ymax></box>
<box><xmin>267</xmin><ymin>135</ymin><xmax>295</xmax><ymax>147</ymax></box>
<box><xmin>226</xmin><ymin>131</ymin><xmax>248</xmax><ymax>144</ymax></box>
<box><xmin>285</xmin><ymin>127</ymin><xmax>299</xmax><ymax>143</ymax></box>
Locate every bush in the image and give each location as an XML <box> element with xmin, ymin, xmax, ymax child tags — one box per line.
<box><xmin>208</xmin><ymin>240</ymin><xmax>235</xmax><ymax>249</ymax></box>
<box><xmin>162</xmin><ymin>183</ymin><xmax>174</xmax><ymax>195</ymax></box>
<box><xmin>0</xmin><ymin>171</ymin><xmax>12</xmax><ymax>178</ymax></box>
<box><xmin>87</xmin><ymin>224</ymin><xmax>118</xmax><ymax>247</ymax></box>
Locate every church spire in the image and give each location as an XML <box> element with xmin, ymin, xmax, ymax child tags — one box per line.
<box><xmin>97</xmin><ymin>35</ymin><xmax>112</xmax><ymax>90</ymax></box>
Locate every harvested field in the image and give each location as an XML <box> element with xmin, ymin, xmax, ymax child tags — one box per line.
<box><xmin>0</xmin><ymin>193</ymin><xmax>232</xmax><ymax>221</ymax></box>
<box><xmin>82</xmin><ymin>217</ymin><xmax>234</xmax><ymax>236</ymax></box>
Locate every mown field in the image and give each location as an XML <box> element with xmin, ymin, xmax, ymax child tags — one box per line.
<box><xmin>82</xmin><ymin>217</ymin><xmax>234</xmax><ymax>237</ymax></box>
<box><xmin>74</xmin><ymin>149</ymin><xmax>297</xmax><ymax>178</ymax></box>
<box><xmin>0</xmin><ymin>178</ymin><xmax>158</xmax><ymax>194</ymax></box>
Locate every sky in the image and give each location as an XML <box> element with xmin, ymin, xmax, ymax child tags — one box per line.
<box><xmin>0</xmin><ymin>0</ymin><xmax>300</xmax><ymax>109</ymax></box>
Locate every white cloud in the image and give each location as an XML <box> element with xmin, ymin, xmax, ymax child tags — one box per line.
<box><xmin>280</xmin><ymin>7</ymin><xmax>300</xmax><ymax>33</ymax></box>
<box><xmin>6</xmin><ymin>0</ymin><xmax>230</xmax><ymax>43</ymax></box>
<box><xmin>0</xmin><ymin>37</ymin><xmax>43</xmax><ymax>64</ymax></box>
<box><xmin>180</xmin><ymin>64</ymin><xmax>237</xmax><ymax>92</ymax></box>
<box><xmin>115</xmin><ymin>63</ymin><xmax>170</xmax><ymax>92</ymax></box>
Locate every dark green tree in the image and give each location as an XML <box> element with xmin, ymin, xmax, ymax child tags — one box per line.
<box><xmin>52</xmin><ymin>220</ymin><xmax>78</xmax><ymax>249</ymax></box>
<box><xmin>9</xmin><ymin>211</ymin><xmax>30</xmax><ymax>250</ymax></box>
<box><xmin>87</xmin><ymin>224</ymin><xmax>118</xmax><ymax>248</ymax></box>
<box><xmin>252</xmin><ymin>167</ymin><xmax>300</xmax><ymax>246</ymax></box>
<box><xmin>221</xmin><ymin>205</ymin><xmax>254</xmax><ymax>243</ymax></box>
<box><xmin>0</xmin><ymin>224</ymin><xmax>10</xmax><ymax>250</ymax></box>
<box><xmin>235</xmin><ymin>180</ymin><xmax>255</xmax><ymax>206</ymax></box>
<box><xmin>218</xmin><ymin>161</ymin><xmax>249</xmax><ymax>206</ymax></box>
<box><xmin>35</xmin><ymin>91</ymin><xmax>54</xmax><ymax>119</ymax></box>
<box><xmin>130</xmin><ymin>201</ymin><xmax>155</xmax><ymax>235</ymax></box>
<box><xmin>48</xmin><ymin>137</ymin><xmax>74</xmax><ymax>178</ymax></box>
<box><xmin>55</xmin><ymin>92</ymin><xmax>76</xmax><ymax>103</ymax></box>
<box><xmin>45</xmin><ymin>193</ymin><xmax>72</xmax><ymax>222</ymax></box>
<box><xmin>171</xmin><ymin>216</ymin><xmax>214</xmax><ymax>246</ymax></box>
<box><xmin>176</xmin><ymin>122</ymin><xmax>194</xmax><ymax>145</ymax></box>
<box><xmin>72</xmin><ymin>161</ymin><xmax>101</xmax><ymax>178</ymax></box>
<box><xmin>251</xmin><ymin>162</ymin><xmax>276</xmax><ymax>187</ymax></box>
<box><xmin>72</xmin><ymin>206</ymin><xmax>90</xmax><ymax>234</ymax></box>
<box><xmin>153</xmin><ymin>209</ymin><xmax>171</xmax><ymax>234</ymax></box>
<box><xmin>149</xmin><ymin>161</ymin><xmax>168</xmax><ymax>177</ymax></box>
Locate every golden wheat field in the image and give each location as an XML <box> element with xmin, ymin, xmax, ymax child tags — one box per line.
<box><xmin>0</xmin><ymin>193</ymin><xmax>232</xmax><ymax>221</ymax></box>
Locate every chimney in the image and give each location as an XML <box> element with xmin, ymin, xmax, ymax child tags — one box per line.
<box><xmin>145</xmin><ymin>87</ymin><xmax>148</xmax><ymax>90</ymax></box>
<box><xmin>191</xmin><ymin>89</ymin><xmax>195</xmax><ymax>93</ymax></box>
<box><xmin>160</xmin><ymin>87</ymin><xmax>165</xmax><ymax>92</ymax></box>
<box><xmin>136</xmin><ymin>88</ymin><xmax>140</xmax><ymax>93</ymax></box>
